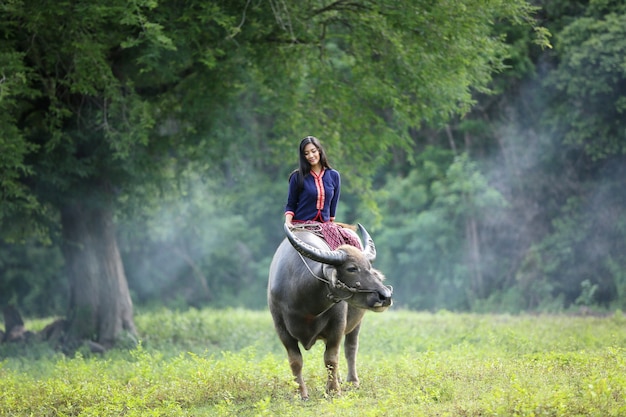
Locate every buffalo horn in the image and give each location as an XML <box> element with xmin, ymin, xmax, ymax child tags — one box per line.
<box><xmin>357</xmin><ymin>223</ymin><xmax>377</xmax><ymax>261</ymax></box>
<box><xmin>284</xmin><ymin>223</ymin><xmax>347</xmax><ymax>266</ymax></box>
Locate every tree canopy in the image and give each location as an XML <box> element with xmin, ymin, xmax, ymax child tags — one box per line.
<box><xmin>1</xmin><ymin>0</ymin><xmax>548</xmax><ymax>231</ymax></box>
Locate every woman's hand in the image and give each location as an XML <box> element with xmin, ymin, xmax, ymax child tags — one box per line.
<box><xmin>285</xmin><ymin>214</ymin><xmax>294</xmax><ymax>228</ymax></box>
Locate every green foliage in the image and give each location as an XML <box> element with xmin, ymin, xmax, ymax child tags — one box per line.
<box><xmin>0</xmin><ymin>50</ymin><xmax>48</xmax><ymax>241</ymax></box>
<box><xmin>260</xmin><ymin>0</ymin><xmax>549</xmax><ymax>179</ymax></box>
<box><xmin>0</xmin><ymin>0</ymin><xmax>244</xmax><ymax>237</ymax></box>
<box><xmin>0</xmin><ymin>241</ymin><xmax>66</xmax><ymax>317</ymax></box>
<box><xmin>545</xmin><ymin>9</ymin><xmax>626</xmax><ymax>160</ymax></box>
<box><xmin>514</xmin><ymin>173</ymin><xmax>626</xmax><ymax>310</ymax></box>
<box><xmin>368</xmin><ymin>151</ymin><xmax>508</xmax><ymax>310</ymax></box>
<box><xmin>2</xmin><ymin>309</ymin><xmax>626</xmax><ymax>416</ymax></box>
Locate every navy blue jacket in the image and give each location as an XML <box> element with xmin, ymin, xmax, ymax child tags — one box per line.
<box><xmin>285</xmin><ymin>169</ymin><xmax>341</xmax><ymax>222</ymax></box>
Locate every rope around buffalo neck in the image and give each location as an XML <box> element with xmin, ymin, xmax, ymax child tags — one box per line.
<box><xmin>295</xmin><ymin>251</ymin><xmax>353</xmax><ymax>304</ymax></box>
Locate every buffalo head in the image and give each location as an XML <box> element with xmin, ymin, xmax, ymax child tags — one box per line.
<box><xmin>284</xmin><ymin>223</ymin><xmax>393</xmax><ymax>312</ymax></box>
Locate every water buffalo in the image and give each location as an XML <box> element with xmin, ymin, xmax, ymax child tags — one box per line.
<box><xmin>268</xmin><ymin>223</ymin><xmax>393</xmax><ymax>399</ymax></box>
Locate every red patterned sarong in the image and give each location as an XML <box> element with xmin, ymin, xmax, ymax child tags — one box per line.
<box><xmin>292</xmin><ymin>221</ymin><xmax>362</xmax><ymax>250</ymax></box>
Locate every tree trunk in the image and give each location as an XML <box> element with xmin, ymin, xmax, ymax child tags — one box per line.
<box><xmin>466</xmin><ymin>215</ymin><xmax>484</xmax><ymax>299</ymax></box>
<box><xmin>2</xmin><ymin>305</ymin><xmax>27</xmax><ymax>342</ymax></box>
<box><xmin>61</xmin><ymin>202</ymin><xmax>136</xmax><ymax>349</ymax></box>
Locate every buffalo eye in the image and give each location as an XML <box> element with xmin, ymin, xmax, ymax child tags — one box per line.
<box><xmin>346</xmin><ymin>265</ymin><xmax>358</xmax><ymax>273</ymax></box>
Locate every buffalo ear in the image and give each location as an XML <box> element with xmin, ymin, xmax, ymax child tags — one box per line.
<box><xmin>322</xmin><ymin>264</ymin><xmax>338</xmax><ymax>287</ymax></box>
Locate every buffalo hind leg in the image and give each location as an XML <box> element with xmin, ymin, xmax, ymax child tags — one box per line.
<box><xmin>284</xmin><ymin>338</ymin><xmax>309</xmax><ymax>399</ymax></box>
<box><xmin>344</xmin><ymin>323</ymin><xmax>362</xmax><ymax>387</ymax></box>
<box><xmin>272</xmin><ymin>313</ymin><xmax>309</xmax><ymax>399</ymax></box>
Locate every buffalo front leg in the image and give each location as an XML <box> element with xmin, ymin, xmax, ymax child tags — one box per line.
<box><xmin>344</xmin><ymin>323</ymin><xmax>361</xmax><ymax>387</ymax></box>
<box><xmin>324</xmin><ymin>336</ymin><xmax>342</xmax><ymax>395</ymax></box>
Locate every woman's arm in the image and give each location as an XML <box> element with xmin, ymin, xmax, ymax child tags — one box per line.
<box><xmin>285</xmin><ymin>174</ymin><xmax>299</xmax><ymax>226</ymax></box>
<box><xmin>329</xmin><ymin>170</ymin><xmax>341</xmax><ymax>221</ymax></box>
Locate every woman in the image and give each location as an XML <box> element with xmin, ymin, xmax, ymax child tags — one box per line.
<box><xmin>284</xmin><ymin>136</ymin><xmax>341</xmax><ymax>227</ymax></box>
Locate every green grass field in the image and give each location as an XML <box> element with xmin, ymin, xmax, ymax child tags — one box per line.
<box><xmin>1</xmin><ymin>309</ymin><xmax>625</xmax><ymax>416</ymax></box>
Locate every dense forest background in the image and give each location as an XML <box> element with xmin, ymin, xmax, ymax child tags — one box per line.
<box><xmin>2</xmin><ymin>0</ymin><xmax>625</xmax><ymax>320</ymax></box>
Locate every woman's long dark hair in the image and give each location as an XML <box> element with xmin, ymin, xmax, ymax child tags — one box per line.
<box><xmin>288</xmin><ymin>136</ymin><xmax>332</xmax><ymax>189</ymax></box>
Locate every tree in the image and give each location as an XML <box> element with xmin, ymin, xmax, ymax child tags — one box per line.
<box><xmin>1</xmin><ymin>0</ymin><xmax>242</xmax><ymax>348</ymax></box>
<box><xmin>0</xmin><ymin>0</ymin><xmax>546</xmax><ymax>348</ymax></box>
